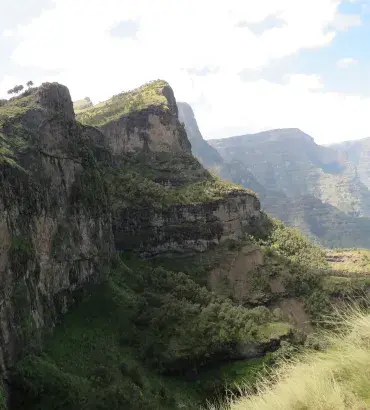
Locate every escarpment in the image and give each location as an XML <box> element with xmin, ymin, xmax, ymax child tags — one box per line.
<box><xmin>0</xmin><ymin>81</ymin><xmax>263</xmax><ymax>373</ymax></box>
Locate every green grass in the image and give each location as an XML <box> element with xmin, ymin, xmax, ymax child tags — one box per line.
<box><xmin>0</xmin><ymin>93</ymin><xmax>36</xmax><ymax>128</ymax></box>
<box><xmin>76</xmin><ymin>80</ymin><xmax>170</xmax><ymax>126</ymax></box>
<box><xmin>226</xmin><ymin>309</ymin><xmax>370</xmax><ymax>410</ymax></box>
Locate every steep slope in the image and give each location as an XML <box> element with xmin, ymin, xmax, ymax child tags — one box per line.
<box><xmin>76</xmin><ymin>82</ymin><xmax>261</xmax><ymax>256</ymax></box>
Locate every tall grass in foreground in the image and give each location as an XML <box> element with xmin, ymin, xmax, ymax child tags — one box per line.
<box><xmin>222</xmin><ymin>308</ymin><xmax>370</xmax><ymax>410</ymax></box>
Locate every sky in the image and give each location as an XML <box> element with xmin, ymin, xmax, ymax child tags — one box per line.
<box><xmin>1</xmin><ymin>0</ymin><xmax>370</xmax><ymax>144</ymax></box>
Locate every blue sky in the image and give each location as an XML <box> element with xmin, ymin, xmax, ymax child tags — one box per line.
<box><xmin>1</xmin><ymin>0</ymin><xmax>370</xmax><ymax>144</ymax></box>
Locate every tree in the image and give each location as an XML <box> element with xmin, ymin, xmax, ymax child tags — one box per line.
<box><xmin>26</xmin><ymin>80</ymin><xmax>34</xmax><ymax>88</ymax></box>
<box><xmin>7</xmin><ymin>88</ymin><xmax>14</xmax><ymax>95</ymax></box>
<box><xmin>13</xmin><ymin>85</ymin><xmax>24</xmax><ymax>94</ymax></box>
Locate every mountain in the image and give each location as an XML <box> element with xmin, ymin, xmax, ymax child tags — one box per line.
<box><xmin>177</xmin><ymin>104</ymin><xmax>370</xmax><ymax>248</ymax></box>
<box><xmin>2</xmin><ymin>82</ymin><xmax>370</xmax><ymax>409</ymax></box>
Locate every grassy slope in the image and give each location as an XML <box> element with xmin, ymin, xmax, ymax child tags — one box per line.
<box><xmin>0</xmin><ymin>90</ymin><xmax>37</xmax><ymax>166</ymax></box>
<box><xmin>76</xmin><ymin>80</ymin><xmax>170</xmax><ymax>126</ymax></box>
<box><xmin>228</xmin><ymin>309</ymin><xmax>370</xmax><ymax>410</ymax></box>
<box><xmin>321</xmin><ymin>249</ymin><xmax>370</xmax><ymax>302</ymax></box>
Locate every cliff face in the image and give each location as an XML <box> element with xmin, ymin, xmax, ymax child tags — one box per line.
<box><xmin>0</xmin><ymin>83</ymin><xmax>113</xmax><ymax>371</ymax></box>
<box><xmin>177</xmin><ymin>102</ymin><xmax>222</xmax><ymax>167</ymax></box>
<box><xmin>114</xmin><ymin>191</ymin><xmax>261</xmax><ymax>257</ymax></box>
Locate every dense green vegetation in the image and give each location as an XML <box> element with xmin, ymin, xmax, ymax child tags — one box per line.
<box><xmin>9</xmin><ymin>212</ymin><xmax>340</xmax><ymax>410</ymax></box>
<box><xmin>10</xmin><ymin>254</ymin><xmax>291</xmax><ymax>410</ymax></box>
<box><xmin>76</xmin><ymin>80</ymin><xmax>170</xmax><ymax>126</ymax></box>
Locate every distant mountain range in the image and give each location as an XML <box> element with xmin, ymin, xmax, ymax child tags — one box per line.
<box><xmin>178</xmin><ymin>102</ymin><xmax>370</xmax><ymax>248</ymax></box>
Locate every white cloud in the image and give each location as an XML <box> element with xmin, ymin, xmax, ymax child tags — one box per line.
<box><xmin>337</xmin><ymin>57</ymin><xmax>359</xmax><ymax>68</ymax></box>
<box><xmin>2</xmin><ymin>0</ymin><xmax>370</xmax><ymax>144</ymax></box>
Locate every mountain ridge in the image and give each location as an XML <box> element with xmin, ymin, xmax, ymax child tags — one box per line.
<box><xmin>179</xmin><ymin>102</ymin><xmax>370</xmax><ymax>248</ymax></box>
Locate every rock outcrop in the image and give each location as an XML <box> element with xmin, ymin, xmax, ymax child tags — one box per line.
<box><xmin>76</xmin><ymin>81</ymin><xmax>191</xmax><ymax>155</ymax></box>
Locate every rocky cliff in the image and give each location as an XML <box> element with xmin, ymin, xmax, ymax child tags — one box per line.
<box><xmin>0</xmin><ymin>83</ymin><xmax>113</xmax><ymax>372</ymax></box>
